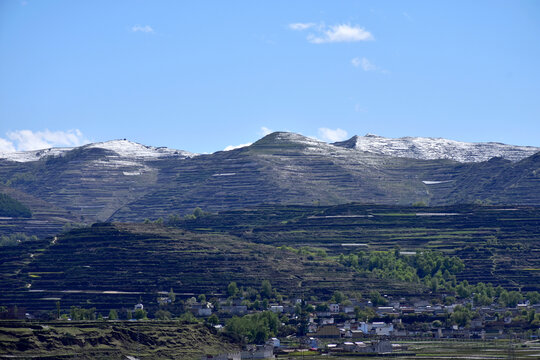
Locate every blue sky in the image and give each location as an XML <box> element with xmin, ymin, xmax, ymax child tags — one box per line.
<box><xmin>1</xmin><ymin>0</ymin><xmax>539</xmax><ymax>153</ymax></box>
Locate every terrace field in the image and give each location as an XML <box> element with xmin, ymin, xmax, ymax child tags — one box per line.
<box><xmin>0</xmin><ymin>204</ymin><xmax>538</xmax><ymax>315</ymax></box>
<box><xmin>0</xmin><ymin>320</ymin><xmax>238</xmax><ymax>359</ymax></box>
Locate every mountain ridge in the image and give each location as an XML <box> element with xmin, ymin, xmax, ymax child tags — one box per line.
<box><xmin>0</xmin><ymin>132</ymin><xmax>538</xmax><ymax>237</ymax></box>
<box><xmin>333</xmin><ymin>134</ymin><xmax>540</xmax><ymax>162</ymax></box>
<box><xmin>2</xmin><ymin>132</ymin><xmax>538</xmax><ymax>163</ymax></box>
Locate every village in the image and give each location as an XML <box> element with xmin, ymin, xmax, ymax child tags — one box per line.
<box><xmin>171</xmin><ymin>285</ymin><xmax>540</xmax><ymax>359</ymax></box>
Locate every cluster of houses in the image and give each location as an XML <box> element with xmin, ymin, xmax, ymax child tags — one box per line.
<box><xmin>182</xmin><ymin>294</ymin><xmax>540</xmax><ymax>341</ymax></box>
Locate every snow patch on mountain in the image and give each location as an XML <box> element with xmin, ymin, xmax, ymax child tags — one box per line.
<box><xmin>0</xmin><ymin>147</ymin><xmax>73</xmax><ymax>163</ymax></box>
<box><xmin>333</xmin><ymin>134</ymin><xmax>539</xmax><ymax>163</ymax></box>
<box><xmin>86</xmin><ymin>139</ymin><xmax>194</xmax><ymax>159</ymax></box>
<box><xmin>0</xmin><ymin>139</ymin><xmax>195</xmax><ymax>163</ymax></box>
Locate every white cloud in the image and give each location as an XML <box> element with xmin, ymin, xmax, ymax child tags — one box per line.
<box><xmin>351</xmin><ymin>57</ymin><xmax>389</xmax><ymax>74</ymax></box>
<box><xmin>260</xmin><ymin>126</ymin><xmax>273</xmax><ymax>136</ymax></box>
<box><xmin>289</xmin><ymin>22</ymin><xmax>316</xmax><ymax>31</ymax></box>
<box><xmin>0</xmin><ymin>138</ymin><xmax>16</xmax><ymax>153</ymax></box>
<box><xmin>223</xmin><ymin>143</ymin><xmax>252</xmax><ymax>151</ymax></box>
<box><xmin>0</xmin><ymin>129</ymin><xmax>89</xmax><ymax>152</ymax></box>
<box><xmin>307</xmin><ymin>24</ymin><xmax>373</xmax><ymax>44</ymax></box>
<box><xmin>318</xmin><ymin>128</ymin><xmax>348</xmax><ymax>142</ymax></box>
<box><xmin>131</xmin><ymin>25</ymin><xmax>154</xmax><ymax>33</ymax></box>
<box><xmin>352</xmin><ymin>57</ymin><xmax>377</xmax><ymax>71</ymax></box>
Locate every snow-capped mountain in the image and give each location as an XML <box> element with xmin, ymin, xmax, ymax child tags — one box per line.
<box><xmin>333</xmin><ymin>134</ymin><xmax>539</xmax><ymax>163</ymax></box>
<box><xmin>0</xmin><ymin>132</ymin><xmax>539</xmax><ymax>239</ymax></box>
<box><xmin>0</xmin><ymin>139</ymin><xmax>195</xmax><ymax>163</ymax></box>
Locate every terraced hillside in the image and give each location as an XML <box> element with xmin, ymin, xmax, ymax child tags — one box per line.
<box><xmin>1</xmin><ymin>204</ymin><xmax>538</xmax><ymax>315</ymax></box>
<box><xmin>110</xmin><ymin>133</ymin><xmax>540</xmax><ymax>221</ymax></box>
<box><xmin>1</xmin><ymin>223</ymin><xmax>394</xmax><ymax>313</ymax></box>
<box><xmin>177</xmin><ymin>203</ymin><xmax>540</xmax><ymax>291</ymax></box>
<box><xmin>0</xmin><ymin>320</ymin><xmax>238</xmax><ymax>359</ymax></box>
<box><xmin>0</xmin><ymin>132</ymin><xmax>538</xmax><ymax>236</ymax></box>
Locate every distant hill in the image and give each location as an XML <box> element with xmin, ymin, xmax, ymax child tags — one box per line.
<box><xmin>1</xmin><ymin>204</ymin><xmax>538</xmax><ymax>314</ymax></box>
<box><xmin>333</xmin><ymin>133</ymin><xmax>539</xmax><ymax>162</ymax></box>
<box><xmin>0</xmin><ymin>132</ymin><xmax>538</xmax><ymax>235</ymax></box>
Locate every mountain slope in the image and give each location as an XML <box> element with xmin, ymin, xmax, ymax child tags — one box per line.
<box><xmin>0</xmin><ymin>133</ymin><xmax>538</xmax><ymax>231</ymax></box>
<box><xmin>110</xmin><ymin>132</ymin><xmax>459</xmax><ymax>221</ymax></box>
<box><xmin>0</xmin><ymin>141</ymin><xmax>194</xmax><ymax>225</ymax></box>
<box><xmin>334</xmin><ymin>134</ymin><xmax>539</xmax><ymax>162</ymax></box>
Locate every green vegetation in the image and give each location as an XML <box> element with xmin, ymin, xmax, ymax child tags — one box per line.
<box><xmin>225</xmin><ymin>311</ymin><xmax>280</xmax><ymax>344</ymax></box>
<box><xmin>0</xmin><ymin>193</ymin><xmax>31</xmax><ymax>218</ymax></box>
<box><xmin>0</xmin><ymin>232</ymin><xmax>38</xmax><ymax>246</ymax></box>
<box><xmin>337</xmin><ymin>249</ymin><xmax>464</xmax><ymax>283</ymax></box>
<box><xmin>69</xmin><ymin>306</ymin><xmax>97</xmax><ymax>320</ymax></box>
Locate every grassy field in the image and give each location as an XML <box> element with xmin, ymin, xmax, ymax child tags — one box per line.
<box><xmin>275</xmin><ymin>340</ymin><xmax>540</xmax><ymax>359</ymax></box>
<box><xmin>0</xmin><ymin>320</ymin><xmax>239</xmax><ymax>359</ymax></box>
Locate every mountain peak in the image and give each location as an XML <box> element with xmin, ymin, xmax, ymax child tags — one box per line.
<box><xmin>333</xmin><ymin>134</ymin><xmax>539</xmax><ymax>162</ymax></box>
<box><xmin>0</xmin><ymin>139</ymin><xmax>195</xmax><ymax>163</ymax></box>
<box><xmin>85</xmin><ymin>139</ymin><xmax>194</xmax><ymax>159</ymax></box>
<box><xmin>252</xmin><ymin>131</ymin><xmax>325</xmax><ymax>148</ymax></box>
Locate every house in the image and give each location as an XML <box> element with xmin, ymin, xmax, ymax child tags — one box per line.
<box><xmin>321</xmin><ymin>317</ymin><xmax>334</xmax><ymax>325</ymax></box>
<box><xmin>376</xmin><ymin>307</ymin><xmax>395</xmax><ymax>316</ymax></box>
<box><xmin>267</xmin><ymin>337</ymin><xmax>280</xmax><ymax>348</ymax></box>
<box><xmin>308</xmin><ymin>324</ymin><xmax>341</xmax><ymax>338</ymax></box>
<box><xmin>349</xmin><ymin>330</ymin><xmax>365</xmax><ymax>339</ymax></box>
<box><xmin>201</xmin><ymin>352</ymin><xmax>241</xmax><ymax>360</ymax></box>
<box><xmin>157</xmin><ymin>297</ymin><xmax>172</xmax><ymax>305</ymax></box>
<box><xmin>270</xmin><ymin>305</ymin><xmax>283</xmax><ymax>313</ymax></box>
<box><xmin>470</xmin><ymin>319</ymin><xmax>483</xmax><ymax>328</ymax></box>
<box><xmin>329</xmin><ymin>303</ymin><xmax>340</xmax><ymax>313</ymax></box>
<box><xmin>221</xmin><ymin>305</ymin><xmax>248</xmax><ymax>315</ymax></box>
<box><xmin>191</xmin><ymin>302</ymin><xmax>213</xmax><ymax>316</ymax></box>
<box><xmin>400</xmin><ymin>306</ymin><xmax>415</xmax><ymax>314</ymax></box>
<box><xmin>357</xmin><ymin>322</ymin><xmax>370</xmax><ymax>334</ymax></box>
<box><xmin>198</xmin><ymin>307</ymin><xmax>212</xmax><ymax>316</ymax></box>
<box><xmin>240</xmin><ymin>345</ymin><xmax>275</xmax><ymax>359</ymax></box>
<box><xmin>372</xmin><ymin>322</ymin><xmax>394</xmax><ymax>336</ymax></box>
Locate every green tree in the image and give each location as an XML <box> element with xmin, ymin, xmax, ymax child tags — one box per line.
<box><xmin>332</xmin><ymin>291</ymin><xmax>345</xmax><ymax>304</ymax></box>
<box><xmin>154</xmin><ymin>310</ymin><xmax>172</xmax><ymax>320</ymax></box>
<box><xmin>168</xmin><ymin>288</ymin><xmax>176</xmax><ymax>303</ymax></box>
<box><xmin>227</xmin><ymin>282</ymin><xmax>239</xmax><ymax>297</ymax></box>
<box><xmin>0</xmin><ymin>193</ymin><xmax>32</xmax><ymax>218</ymax></box>
<box><xmin>207</xmin><ymin>314</ymin><xmax>219</xmax><ymax>326</ymax></box>
<box><xmin>354</xmin><ymin>307</ymin><xmax>376</xmax><ymax>322</ymax></box>
<box><xmin>369</xmin><ymin>290</ymin><xmax>388</xmax><ymax>306</ymax></box>
<box><xmin>193</xmin><ymin>207</ymin><xmax>204</xmax><ymax>218</ymax></box>
<box><xmin>451</xmin><ymin>305</ymin><xmax>472</xmax><ymax>327</ymax></box>
<box><xmin>178</xmin><ymin>311</ymin><xmax>199</xmax><ymax>323</ymax></box>
<box><xmin>108</xmin><ymin>309</ymin><xmax>118</xmax><ymax>320</ymax></box>
<box><xmin>225</xmin><ymin>311</ymin><xmax>280</xmax><ymax>344</ymax></box>
<box><xmin>527</xmin><ymin>291</ymin><xmax>540</xmax><ymax>304</ymax></box>
<box><xmin>134</xmin><ymin>309</ymin><xmax>147</xmax><ymax>320</ymax></box>
<box><xmin>261</xmin><ymin>280</ymin><xmax>272</xmax><ymax>299</ymax></box>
